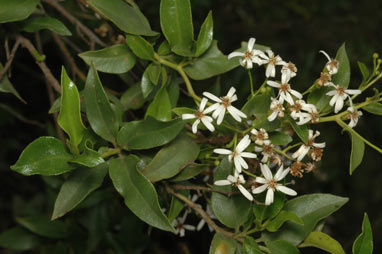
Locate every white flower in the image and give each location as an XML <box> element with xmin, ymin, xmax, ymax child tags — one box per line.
<box><xmin>228</xmin><ymin>37</ymin><xmax>265</xmax><ymax>69</ymax></box>
<box><xmin>281</xmin><ymin>61</ymin><xmax>298</xmax><ymax>81</ymax></box>
<box><xmin>326</xmin><ymin>84</ymin><xmax>361</xmax><ymax>113</ymax></box>
<box><xmin>252</xmin><ymin>164</ymin><xmax>297</xmax><ymax>205</ymax></box>
<box><xmin>268</xmin><ymin>97</ymin><xmax>285</xmax><ymax>121</ymax></box>
<box><xmin>182</xmin><ymin>98</ymin><xmax>215</xmax><ymax>133</ymax></box>
<box><xmin>319</xmin><ymin>50</ymin><xmax>339</xmax><ymax>75</ymax></box>
<box><xmin>214</xmin><ymin>135</ymin><xmax>257</xmax><ymax>173</ymax></box>
<box><xmin>292</xmin><ymin>130</ymin><xmax>325</xmax><ymax>161</ymax></box>
<box><xmin>172</xmin><ymin>212</ymin><xmax>196</xmax><ymax>237</ymax></box>
<box><xmin>317</xmin><ymin>72</ymin><xmax>332</xmax><ymax>87</ymax></box>
<box><xmin>214</xmin><ymin>171</ymin><xmax>253</xmax><ymax>201</ymax></box>
<box><xmin>254</xmin><ymin>139</ymin><xmax>274</xmax><ymax>163</ymax></box>
<box><xmin>259</xmin><ymin>49</ymin><xmax>286</xmax><ymax>78</ymax></box>
<box><xmin>203</xmin><ymin>87</ymin><xmax>247</xmax><ymax>125</ymax></box>
<box><xmin>251</xmin><ymin>128</ymin><xmax>269</xmax><ymax>145</ymax></box>
<box><xmin>196</xmin><ymin>205</ymin><xmax>216</xmax><ymax>232</ymax></box>
<box><xmin>267</xmin><ymin>75</ymin><xmax>302</xmax><ymax>105</ymax></box>
<box><xmin>289</xmin><ymin>100</ymin><xmax>320</xmax><ymax>125</ymax></box>
<box><xmin>346</xmin><ymin>107</ymin><xmax>363</xmax><ymax>128</ymax></box>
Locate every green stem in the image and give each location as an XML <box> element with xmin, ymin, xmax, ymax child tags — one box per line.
<box><xmin>302</xmin><ymin>83</ymin><xmax>316</xmax><ymax>96</ymax></box>
<box><xmin>259</xmin><ymin>245</ymin><xmax>271</xmax><ymax>254</ymax></box>
<box><xmin>253</xmin><ymin>78</ymin><xmax>268</xmax><ymax>97</ymax></box>
<box><xmin>352</xmin><ymin>72</ymin><xmax>382</xmax><ymax>100</ymax></box>
<box><xmin>273</xmin><ymin>147</ymin><xmax>295</xmax><ymax>161</ymax></box>
<box><xmin>336</xmin><ymin>119</ymin><xmax>382</xmax><ymax>154</ymax></box>
<box><xmin>283</xmin><ymin>142</ymin><xmax>302</xmax><ymax>153</ymax></box>
<box><xmin>242</xmin><ymin>169</ymin><xmax>257</xmax><ymax>178</ymax></box>
<box><xmin>248</xmin><ymin>69</ymin><xmax>254</xmax><ymax>96</ymax></box>
<box><xmin>101</xmin><ymin>148</ymin><xmax>121</xmax><ymax>159</ymax></box>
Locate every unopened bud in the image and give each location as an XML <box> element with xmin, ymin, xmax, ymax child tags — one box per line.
<box><xmin>373</xmin><ymin>53</ymin><xmax>379</xmax><ymax>59</ymax></box>
<box><xmin>214</xmin><ymin>160</ymin><xmax>219</xmax><ymax>166</ymax></box>
<box><xmin>377</xmin><ymin>59</ymin><xmax>382</xmax><ymax>64</ymax></box>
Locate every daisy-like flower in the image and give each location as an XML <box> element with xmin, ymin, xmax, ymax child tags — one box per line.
<box><xmin>203</xmin><ymin>87</ymin><xmax>247</xmax><ymax>125</ymax></box>
<box><xmin>172</xmin><ymin>212</ymin><xmax>196</xmax><ymax>237</ymax></box>
<box><xmin>320</xmin><ymin>50</ymin><xmax>339</xmax><ymax>75</ymax></box>
<box><xmin>281</xmin><ymin>61</ymin><xmax>298</xmax><ymax>81</ymax></box>
<box><xmin>228</xmin><ymin>37</ymin><xmax>265</xmax><ymax>69</ymax></box>
<box><xmin>254</xmin><ymin>139</ymin><xmax>274</xmax><ymax>163</ymax></box>
<box><xmin>268</xmin><ymin>97</ymin><xmax>285</xmax><ymax>121</ymax></box>
<box><xmin>267</xmin><ymin>75</ymin><xmax>302</xmax><ymax>105</ymax></box>
<box><xmin>259</xmin><ymin>49</ymin><xmax>286</xmax><ymax>78</ymax></box>
<box><xmin>251</xmin><ymin>128</ymin><xmax>269</xmax><ymax>145</ymax></box>
<box><xmin>290</xmin><ymin>100</ymin><xmax>317</xmax><ymax>121</ymax></box>
<box><xmin>326</xmin><ymin>84</ymin><xmax>361</xmax><ymax>113</ymax></box>
<box><xmin>316</xmin><ymin>72</ymin><xmax>332</xmax><ymax>87</ymax></box>
<box><xmin>252</xmin><ymin>164</ymin><xmax>297</xmax><ymax>205</ymax></box>
<box><xmin>214</xmin><ymin>171</ymin><xmax>253</xmax><ymax>201</ymax></box>
<box><xmin>346</xmin><ymin>107</ymin><xmax>363</xmax><ymax>128</ymax></box>
<box><xmin>292</xmin><ymin>130</ymin><xmax>326</xmax><ymax>161</ymax></box>
<box><xmin>182</xmin><ymin>98</ymin><xmax>215</xmax><ymax>134</ymax></box>
<box><xmin>214</xmin><ymin>135</ymin><xmax>257</xmax><ymax>173</ymax></box>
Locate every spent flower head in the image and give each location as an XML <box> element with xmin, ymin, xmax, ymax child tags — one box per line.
<box><xmin>320</xmin><ymin>50</ymin><xmax>339</xmax><ymax>75</ymax></box>
<box><xmin>292</xmin><ymin>130</ymin><xmax>325</xmax><ymax>161</ymax></box>
<box><xmin>346</xmin><ymin>107</ymin><xmax>363</xmax><ymax>128</ymax></box>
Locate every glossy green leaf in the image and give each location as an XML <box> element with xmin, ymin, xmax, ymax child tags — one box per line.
<box><xmin>357</xmin><ymin>61</ymin><xmax>369</xmax><ymax>89</ymax></box>
<box><xmin>262</xmin><ymin>194</ymin><xmax>348</xmax><ymax>246</ymax></box>
<box><xmin>254</xmin><ymin>191</ymin><xmax>284</xmax><ymax>223</ymax></box>
<box><xmin>117</xmin><ymin>117</ymin><xmax>184</xmax><ymax>150</ymax></box>
<box><xmin>120</xmin><ymin>82</ymin><xmax>145</xmax><ymax>110</ymax></box>
<box><xmin>58</xmin><ymin>67</ymin><xmax>86</xmax><ymax>150</ymax></box>
<box><xmin>85</xmin><ymin>65</ymin><xmax>119</xmax><ymax>143</ymax></box>
<box><xmin>300</xmin><ymin>231</ymin><xmax>344</xmax><ymax>254</ymax></box>
<box><xmin>158</xmin><ymin>40</ymin><xmax>171</xmax><ymax>55</ymax></box>
<box><xmin>168</xmin><ymin>189</ymin><xmax>189</xmax><ymax>222</ymax></box>
<box><xmin>70</xmin><ymin>146</ymin><xmax>105</xmax><ymax>168</ymax></box>
<box><xmin>125</xmin><ymin>34</ymin><xmax>155</xmax><ymax>60</ymax></box>
<box><xmin>267</xmin><ymin>240</ymin><xmax>299</xmax><ymax>254</ymax></box>
<box><xmin>195</xmin><ymin>11</ymin><xmax>213</xmax><ymax>57</ymax></box>
<box><xmin>242</xmin><ymin>237</ymin><xmax>262</xmax><ymax>254</ymax></box>
<box><xmin>211</xmin><ymin>157</ymin><xmax>252</xmax><ymax>229</ymax></box>
<box><xmin>79</xmin><ymin>44</ymin><xmax>136</xmax><ymax>74</ymax></box>
<box><xmin>147</xmin><ymin>63</ymin><xmax>162</xmax><ymax>85</ymax></box>
<box><xmin>167</xmin><ymin>77</ymin><xmax>180</xmax><ymax>107</ymax></box>
<box><xmin>87</xmin><ymin>0</ymin><xmax>157</xmax><ymax>36</ymax></box>
<box><xmin>170</xmin><ymin>163</ymin><xmax>208</xmax><ymax>182</ymax></box>
<box><xmin>266</xmin><ymin>211</ymin><xmax>303</xmax><ymax>232</ymax></box>
<box><xmin>52</xmin><ymin>163</ymin><xmax>108</xmax><ymax>220</ymax></box>
<box><xmin>160</xmin><ymin>0</ymin><xmax>195</xmax><ymax>56</ymax></box>
<box><xmin>0</xmin><ymin>63</ymin><xmax>26</xmax><ymax>103</ymax></box>
<box><xmin>11</xmin><ymin>136</ymin><xmax>74</xmax><ymax>176</ymax></box>
<box><xmin>269</xmin><ymin>132</ymin><xmax>292</xmax><ymax>146</ymax></box>
<box><xmin>307</xmin><ymin>87</ymin><xmax>332</xmax><ymax>114</ymax></box>
<box><xmin>184</xmin><ymin>41</ymin><xmax>241</xmax><ymax>80</ymax></box>
<box><xmin>141</xmin><ymin>65</ymin><xmax>155</xmax><ymax>98</ymax></box>
<box><xmin>145</xmin><ymin>87</ymin><xmax>172</xmax><ymax>121</ymax></box>
<box><xmin>288</xmin><ymin>118</ymin><xmax>309</xmax><ymax>144</ymax></box>
<box><xmin>362</xmin><ymin>102</ymin><xmax>382</xmax><ymax>115</ymax></box>
<box><xmin>16</xmin><ymin>215</ymin><xmax>67</xmax><ymax>239</ymax></box>
<box><xmin>349</xmin><ymin>131</ymin><xmax>365</xmax><ymax>175</ymax></box>
<box><xmin>209</xmin><ymin>233</ymin><xmax>238</xmax><ymax>254</ymax></box>
<box><xmin>172</xmin><ymin>107</ymin><xmax>196</xmax><ymax>117</ymax></box>
<box><xmin>109</xmin><ymin>155</ymin><xmax>175</xmax><ymax>232</ymax></box>
<box><xmin>142</xmin><ymin>134</ymin><xmax>199</xmax><ymax>182</ymax></box>
<box><xmin>332</xmin><ymin>43</ymin><xmax>350</xmax><ymax>89</ymax></box>
<box><xmin>0</xmin><ymin>0</ymin><xmax>39</xmax><ymax>23</ymax></box>
<box><xmin>22</xmin><ymin>17</ymin><xmax>72</xmax><ymax>36</ymax></box>
<box><xmin>353</xmin><ymin>213</ymin><xmax>373</xmax><ymax>254</ymax></box>
<box><xmin>0</xmin><ymin>227</ymin><xmax>40</xmax><ymax>250</ymax></box>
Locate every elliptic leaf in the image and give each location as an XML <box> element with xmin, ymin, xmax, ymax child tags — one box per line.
<box><xmin>362</xmin><ymin>102</ymin><xmax>382</xmax><ymax>116</ymax></box>
<box><xmin>265</xmin><ymin>211</ymin><xmax>304</xmax><ymax>232</ymax></box>
<box><xmin>11</xmin><ymin>136</ymin><xmax>74</xmax><ymax>176</ymax></box>
<box><xmin>299</xmin><ymin>231</ymin><xmax>345</xmax><ymax>254</ymax></box>
<box><xmin>288</xmin><ymin>118</ymin><xmax>309</xmax><ymax>144</ymax></box>
<box><xmin>125</xmin><ymin>34</ymin><xmax>155</xmax><ymax>60</ymax></box>
<box><xmin>357</xmin><ymin>61</ymin><xmax>369</xmax><ymax>89</ymax></box>
<box><xmin>254</xmin><ymin>191</ymin><xmax>284</xmax><ymax>222</ymax></box>
<box><xmin>195</xmin><ymin>11</ymin><xmax>213</xmax><ymax>57</ymax></box>
<box><xmin>16</xmin><ymin>215</ymin><xmax>67</xmax><ymax>239</ymax></box>
<box><xmin>109</xmin><ymin>155</ymin><xmax>175</xmax><ymax>232</ymax></box>
<box><xmin>269</xmin><ymin>132</ymin><xmax>292</xmax><ymax>146</ymax></box>
<box><xmin>242</xmin><ymin>237</ymin><xmax>262</xmax><ymax>254</ymax></box>
<box><xmin>0</xmin><ymin>227</ymin><xmax>40</xmax><ymax>250</ymax></box>
<box><xmin>332</xmin><ymin>43</ymin><xmax>350</xmax><ymax>89</ymax></box>
<box><xmin>209</xmin><ymin>233</ymin><xmax>238</xmax><ymax>254</ymax></box>
<box><xmin>267</xmin><ymin>240</ymin><xmax>299</xmax><ymax>254</ymax></box>
<box><xmin>349</xmin><ymin>131</ymin><xmax>365</xmax><ymax>175</ymax></box>
<box><xmin>170</xmin><ymin>164</ymin><xmax>209</xmax><ymax>182</ymax></box>
<box><xmin>22</xmin><ymin>17</ymin><xmax>72</xmax><ymax>36</ymax></box>
<box><xmin>120</xmin><ymin>82</ymin><xmax>145</xmax><ymax>110</ymax></box>
<box><xmin>352</xmin><ymin>213</ymin><xmax>373</xmax><ymax>254</ymax></box>
<box><xmin>0</xmin><ymin>0</ymin><xmax>39</xmax><ymax>23</ymax></box>
<box><xmin>145</xmin><ymin>86</ymin><xmax>172</xmax><ymax>121</ymax></box>
<box><xmin>70</xmin><ymin>147</ymin><xmax>105</xmax><ymax>168</ymax></box>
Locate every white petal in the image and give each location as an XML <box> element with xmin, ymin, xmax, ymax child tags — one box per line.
<box><xmin>201</xmin><ymin>117</ymin><xmax>215</xmax><ymax>132</ymax></box>
<box><xmin>241</xmin><ymin>152</ymin><xmax>257</xmax><ymax>158</ymax></box>
<box><xmin>236</xmin><ymin>135</ymin><xmax>250</xmax><ymax>152</ymax></box>
<box><xmin>214</xmin><ymin>180</ymin><xmax>231</xmax><ymax>186</ymax></box>
<box><xmin>329</xmin><ymin>94</ymin><xmax>338</xmax><ymax>106</ymax></box>
<box><xmin>227</xmin><ymin>87</ymin><xmax>236</xmax><ymax>98</ymax></box>
<box><xmin>216</xmin><ymin>108</ymin><xmax>226</xmax><ymax>125</ymax></box>
<box><xmin>212</xmin><ymin>105</ymin><xmax>224</xmax><ymax>119</ymax></box>
<box><xmin>238</xmin><ymin>156</ymin><xmax>249</xmax><ymax>169</ymax></box>
<box><xmin>265</xmin><ymin>64</ymin><xmax>273</xmax><ymax>77</ymax></box>
<box><xmin>276</xmin><ymin>185</ymin><xmax>297</xmax><ymax>196</ymax></box>
<box><xmin>203</xmin><ymin>92</ymin><xmax>221</xmax><ymax>103</ymax></box>
<box><xmin>252</xmin><ymin>183</ymin><xmax>268</xmax><ymax>194</ymax></box>
<box><xmin>313</xmin><ymin>142</ymin><xmax>326</xmax><ymax>148</ymax></box>
<box><xmin>267</xmin><ymin>111</ymin><xmax>278</xmax><ymax>122</ymax></box>
<box><xmin>345</xmin><ymin>89</ymin><xmax>362</xmax><ymax>95</ymax></box>
<box><xmin>319</xmin><ymin>50</ymin><xmax>331</xmax><ymax>62</ymax></box>
<box><xmin>199</xmin><ymin>97</ymin><xmax>208</xmax><ymax>111</ymax></box>
<box><xmin>255</xmin><ymin>177</ymin><xmax>267</xmax><ymax>184</ymax></box>
<box><xmin>214</xmin><ymin>148</ymin><xmax>232</xmax><ymax>155</ymax></box>
<box><xmin>334</xmin><ymin>97</ymin><xmax>344</xmax><ymax>113</ymax></box>
<box><xmin>227</xmin><ymin>175</ymin><xmax>237</xmax><ymax>182</ymax></box>
<box><xmin>238</xmin><ymin>185</ymin><xmax>254</xmax><ymax>201</ymax></box>
<box><xmin>290</xmin><ymin>89</ymin><xmax>303</xmax><ymax>99</ymax></box>
<box><xmin>284</xmin><ymin>92</ymin><xmax>295</xmax><ymax>105</ymax></box>
<box><xmin>274</xmin><ymin>164</ymin><xmax>285</xmax><ymax>180</ymax></box>
<box><xmin>265</xmin><ymin>188</ymin><xmax>274</xmax><ymax>205</ymax></box>
<box><xmin>267</xmin><ymin>81</ymin><xmax>281</xmax><ymax>88</ymax></box>
<box><xmin>228</xmin><ymin>51</ymin><xmax>245</xmax><ymax>59</ymax></box>
<box><xmin>248</xmin><ymin>38</ymin><xmax>256</xmax><ymax>51</ymax></box>
<box><xmin>260</xmin><ymin>164</ymin><xmax>273</xmax><ymax>180</ymax></box>
<box><xmin>326</xmin><ymin>90</ymin><xmax>338</xmax><ymax>96</ymax></box>
<box><xmin>234</xmin><ymin>157</ymin><xmax>242</xmax><ymax>173</ymax></box>
<box><xmin>228</xmin><ymin>106</ymin><xmax>247</xmax><ymax>119</ymax></box>
<box><xmin>192</xmin><ymin>119</ymin><xmax>200</xmax><ymax>134</ymax></box>
<box><xmin>204</xmin><ymin>103</ymin><xmax>220</xmax><ymax>114</ymax></box>
<box><xmin>183</xmin><ymin>224</ymin><xmax>196</xmax><ymax>231</ymax></box>
<box><xmin>182</xmin><ymin>114</ymin><xmax>196</xmax><ymax>120</ymax></box>
<box><xmin>196</xmin><ymin>220</ymin><xmax>205</xmax><ymax>231</ymax></box>
<box><xmin>276</xmin><ymin>167</ymin><xmax>290</xmax><ymax>181</ymax></box>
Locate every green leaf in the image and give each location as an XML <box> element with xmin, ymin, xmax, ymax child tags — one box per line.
<box><xmin>120</xmin><ymin>82</ymin><xmax>145</xmax><ymax>110</ymax></box>
<box><xmin>145</xmin><ymin>86</ymin><xmax>172</xmax><ymax>121</ymax></box>
<box><xmin>211</xmin><ymin>157</ymin><xmax>252</xmax><ymax>229</ymax></box>
<box><xmin>109</xmin><ymin>155</ymin><xmax>175</xmax><ymax>232</ymax></box>
<box><xmin>357</xmin><ymin>61</ymin><xmax>369</xmax><ymax>89</ymax></box>
<box><xmin>262</xmin><ymin>194</ymin><xmax>348</xmax><ymax>246</ymax></box>
<box><xmin>267</xmin><ymin>240</ymin><xmax>299</xmax><ymax>254</ymax></box>
<box><xmin>332</xmin><ymin>43</ymin><xmax>350</xmax><ymax>89</ymax></box>
<box><xmin>352</xmin><ymin>213</ymin><xmax>373</xmax><ymax>254</ymax></box>
<box><xmin>168</xmin><ymin>189</ymin><xmax>189</xmax><ymax>222</ymax></box>
<box><xmin>147</xmin><ymin>63</ymin><xmax>162</xmax><ymax>85</ymax></box>
<box><xmin>117</xmin><ymin>117</ymin><xmax>184</xmax><ymax>150</ymax></box>
<box><xmin>269</xmin><ymin>132</ymin><xmax>292</xmax><ymax>146</ymax></box>
<box><xmin>141</xmin><ymin>65</ymin><xmax>155</xmax><ymax>98</ymax></box>
<box><xmin>209</xmin><ymin>233</ymin><xmax>238</xmax><ymax>254</ymax></box>
<box><xmin>170</xmin><ymin>163</ymin><xmax>208</xmax><ymax>182</ymax></box>
<box><xmin>52</xmin><ymin>163</ymin><xmax>108</xmax><ymax>220</ymax></box>
<box><xmin>349</xmin><ymin>131</ymin><xmax>365</xmax><ymax>175</ymax></box>
<box><xmin>195</xmin><ymin>11</ymin><xmax>213</xmax><ymax>57</ymax></box>
<box><xmin>299</xmin><ymin>231</ymin><xmax>345</xmax><ymax>254</ymax></box>
<box><xmin>242</xmin><ymin>237</ymin><xmax>262</xmax><ymax>254</ymax></box>
<box><xmin>0</xmin><ymin>0</ymin><xmax>39</xmax><ymax>23</ymax></box>
<box><xmin>288</xmin><ymin>118</ymin><xmax>309</xmax><ymax>144</ymax></box>
<box><xmin>184</xmin><ymin>41</ymin><xmax>241</xmax><ymax>80</ymax></box>
<box><xmin>22</xmin><ymin>17</ymin><xmax>72</xmax><ymax>36</ymax></box>
<box><xmin>125</xmin><ymin>34</ymin><xmax>155</xmax><ymax>60</ymax></box>
<box><xmin>70</xmin><ymin>146</ymin><xmax>105</xmax><ymax>168</ymax></box>
<box><xmin>160</xmin><ymin>0</ymin><xmax>194</xmax><ymax>56</ymax></box>
<box><xmin>87</xmin><ymin>0</ymin><xmax>157</xmax><ymax>36</ymax></box>
<box><xmin>266</xmin><ymin>211</ymin><xmax>304</xmax><ymax>232</ymax></box>
<box><xmin>158</xmin><ymin>40</ymin><xmax>171</xmax><ymax>55</ymax></box>
<box><xmin>58</xmin><ymin>67</ymin><xmax>86</xmax><ymax>151</ymax></box>
<box><xmin>83</xmin><ymin>204</ymin><xmax>109</xmax><ymax>252</ymax></box>
<box><xmin>254</xmin><ymin>191</ymin><xmax>284</xmax><ymax>223</ymax></box>
<box><xmin>172</xmin><ymin>107</ymin><xmax>196</xmax><ymax>117</ymax></box>
<box><xmin>142</xmin><ymin>134</ymin><xmax>199</xmax><ymax>182</ymax></box>
<box><xmin>0</xmin><ymin>227</ymin><xmax>40</xmax><ymax>250</ymax></box>
<box><xmin>85</xmin><ymin>65</ymin><xmax>119</xmax><ymax>143</ymax></box>
<box><xmin>11</xmin><ymin>136</ymin><xmax>74</xmax><ymax>176</ymax></box>
<box><xmin>167</xmin><ymin>77</ymin><xmax>180</xmax><ymax>107</ymax></box>
<box><xmin>79</xmin><ymin>44</ymin><xmax>136</xmax><ymax>74</ymax></box>
<box><xmin>16</xmin><ymin>215</ymin><xmax>67</xmax><ymax>239</ymax></box>
<box><xmin>362</xmin><ymin>102</ymin><xmax>382</xmax><ymax>115</ymax></box>
<box><xmin>307</xmin><ymin>87</ymin><xmax>332</xmax><ymax>114</ymax></box>
<box><xmin>0</xmin><ymin>64</ymin><xmax>26</xmax><ymax>103</ymax></box>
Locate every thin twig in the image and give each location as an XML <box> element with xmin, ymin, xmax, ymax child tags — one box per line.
<box><xmin>0</xmin><ymin>38</ymin><xmax>21</xmax><ymax>81</ymax></box>
<box><xmin>42</xmin><ymin>0</ymin><xmax>106</xmax><ymax>47</ymax></box>
<box><xmin>171</xmin><ymin>184</ymin><xmax>238</xmax><ymax>196</ymax></box>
